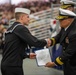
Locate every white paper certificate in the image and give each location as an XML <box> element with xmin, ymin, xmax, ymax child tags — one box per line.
<box><xmin>35</xmin><ymin>48</ymin><xmax>51</xmax><ymax>66</ymax></box>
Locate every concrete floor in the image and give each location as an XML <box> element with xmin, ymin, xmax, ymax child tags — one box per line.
<box><xmin>0</xmin><ymin>54</ymin><xmax>64</xmax><ymax>75</ymax></box>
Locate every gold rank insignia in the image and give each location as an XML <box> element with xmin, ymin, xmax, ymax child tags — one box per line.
<box><xmin>60</xmin><ymin>5</ymin><xmax>72</xmax><ymax>9</ymax></box>
<box><xmin>65</xmin><ymin>37</ymin><xmax>69</xmax><ymax>43</ymax></box>
<box><xmin>56</xmin><ymin>15</ymin><xmax>68</xmax><ymax>20</ymax></box>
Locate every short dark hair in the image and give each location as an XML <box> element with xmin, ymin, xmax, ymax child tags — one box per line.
<box><xmin>15</xmin><ymin>12</ymin><xmax>24</xmax><ymax>20</ymax></box>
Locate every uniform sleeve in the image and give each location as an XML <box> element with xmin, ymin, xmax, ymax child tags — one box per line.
<box><xmin>13</xmin><ymin>25</ymin><xmax>47</xmax><ymax>47</ymax></box>
<box><xmin>55</xmin><ymin>34</ymin><xmax>76</xmax><ymax>66</ymax></box>
<box><xmin>50</xmin><ymin>28</ymin><xmax>63</xmax><ymax>46</ymax></box>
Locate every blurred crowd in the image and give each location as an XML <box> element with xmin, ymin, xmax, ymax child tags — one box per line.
<box><xmin>0</xmin><ymin>1</ymin><xmax>52</xmax><ymax>25</ymax></box>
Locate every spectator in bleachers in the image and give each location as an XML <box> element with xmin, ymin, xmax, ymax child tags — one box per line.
<box><xmin>0</xmin><ymin>1</ymin><xmax>51</xmax><ymax>26</ymax></box>
<box><xmin>0</xmin><ymin>25</ymin><xmax>6</xmax><ymax>53</ymax></box>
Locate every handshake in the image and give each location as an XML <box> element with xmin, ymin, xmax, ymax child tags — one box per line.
<box><xmin>45</xmin><ymin>38</ymin><xmax>52</xmax><ymax>47</ymax></box>
<box><xmin>29</xmin><ymin>38</ymin><xmax>52</xmax><ymax>59</ymax></box>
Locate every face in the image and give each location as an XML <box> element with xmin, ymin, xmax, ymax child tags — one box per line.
<box><xmin>21</xmin><ymin>14</ymin><xmax>30</xmax><ymax>26</ymax></box>
<box><xmin>59</xmin><ymin>18</ymin><xmax>73</xmax><ymax>28</ymax></box>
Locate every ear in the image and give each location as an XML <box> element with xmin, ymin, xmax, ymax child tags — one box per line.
<box><xmin>68</xmin><ymin>18</ymin><xmax>74</xmax><ymax>24</ymax></box>
<box><xmin>21</xmin><ymin>15</ymin><xmax>23</xmax><ymax>20</ymax></box>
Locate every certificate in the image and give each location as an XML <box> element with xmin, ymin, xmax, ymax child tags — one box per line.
<box><xmin>35</xmin><ymin>48</ymin><xmax>51</xmax><ymax>66</ymax></box>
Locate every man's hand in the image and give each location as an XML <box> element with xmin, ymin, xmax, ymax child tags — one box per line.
<box><xmin>45</xmin><ymin>38</ymin><xmax>52</xmax><ymax>47</ymax></box>
<box><xmin>45</xmin><ymin>62</ymin><xmax>56</xmax><ymax>68</ymax></box>
<box><xmin>29</xmin><ymin>53</ymin><xmax>36</xmax><ymax>59</ymax></box>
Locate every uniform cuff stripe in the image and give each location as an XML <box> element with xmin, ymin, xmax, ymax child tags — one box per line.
<box><xmin>51</xmin><ymin>38</ymin><xmax>55</xmax><ymax>45</ymax></box>
<box><xmin>56</xmin><ymin>57</ymin><xmax>64</xmax><ymax>65</ymax></box>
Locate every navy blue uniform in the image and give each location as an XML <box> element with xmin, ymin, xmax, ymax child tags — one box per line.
<box><xmin>1</xmin><ymin>22</ymin><xmax>47</xmax><ymax>75</ymax></box>
<box><xmin>51</xmin><ymin>18</ymin><xmax>76</xmax><ymax>75</ymax></box>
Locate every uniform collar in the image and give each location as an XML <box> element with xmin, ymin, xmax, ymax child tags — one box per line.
<box><xmin>65</xmin><ymin>19</ymin><xmax>74</xmax><ymax>31</ymax></box>
<box><xmin>65</xmin><ymin>25</ymin><xmax>70</xmax><ymax>31</ymax></box>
